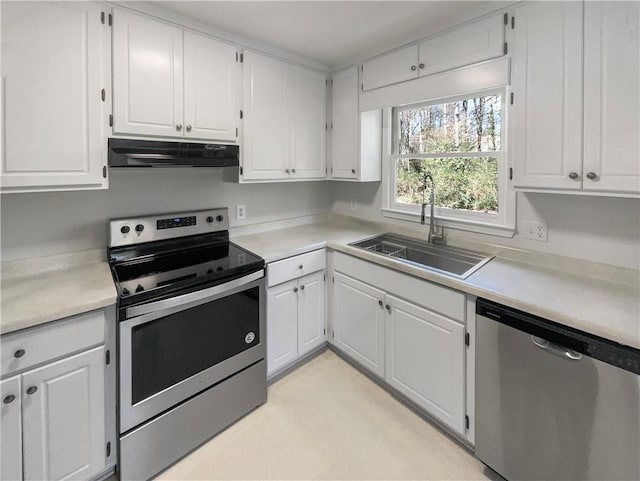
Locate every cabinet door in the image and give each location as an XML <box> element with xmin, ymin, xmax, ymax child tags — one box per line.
<box><xmin>385</xmin><ymin>295</ymin><xmax>465</xmax><ymax>435</ymax></box>
<box><xmin>242</xmin><ymin>51</ymin><xmax>290</xmax><ymax>180</ymax></box>
<box><xmin>1</xmin><ymin>376</ymin><xmax>22</xmax><ymax>481</ymax></box>
<box><xmin>267</xmin><ymin>280</ymin><xmax>299</xmax><ymax>376</ymax></box>
<box><xmin>418</xmin><ymin>14</ymin><xmax>504</xmax><ymax>76</ymax></box>
<box><xmin>362</xmin><ymin>44</ymin><xmax>419</xmax><ymax>91</ymax></box>
<box><xmin>22</xmin><ymin>347</ymin><xmax>105</xmax><ymax>481</ymax></box>
<box><xmin>112</xmin><ymin>9</ymin><xmax>183</xmax><ymax>137</ymax></box>
<box><xmin>583</xmin><ymin>2</ymin><xmax>640</xmax><ymax>194</ymax></box>
<box><xmin>333</xmin><ymin>272</ymin><xmax>385</xmax><ymax>377</ymax></box>
<box><xmin>290</xmin><ymin>66</ymin><xmax>326</xmax><ymax>179</ymax></box>
<box><xmin>331</xmin><ymin>67</ymin><xmax>359</xmax><ymax>179</ymax></box>
<box><xmin>1</xmin><ymin>1</ymin><xmax>107</xmax><ymax>192</ymax></box>
<box><xmin>298</xmin><ymin>271</ymin><xmax>326</xmax><ymax>357</ymax></box>
<box><xmin>510</xmin><ymin>1</ymin><xmax>583</xmax><ymax>190</ymax></box>
<box><xmin>184</xmin><ymin>32</ymin><xmax>239</xmax><ymax>142</ymax></box>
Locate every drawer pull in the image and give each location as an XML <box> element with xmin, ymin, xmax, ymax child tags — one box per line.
<box><xmin>293</xmin><ymin>287</ymin><xmax>298</xmax><ymax>293</ymax></box>
<box><xmin>14</xmin><ymin>349</ymin><xmax>26</xmax><ymax>358</ymax></box>
<box><xmin>378</xmin><ymin>300</ymin><xmax>383</xmax><ymax>307</ymax></box>
<box><xmin>300</xmin><ymin>285</ymin><xmax>305</xmax><ymax>290</ymax></box>
<box><xmin>3</xmin><ymin>394</ymin><xmax>16</xmax><ymax>404</ymax></box>
<box><xmin>385</xmin><ymin>304</ymin><xmax>391</xmax><ymax>312</ymax></box>
<box><xmin>26</xmin><ymin>386</ymin><xmax>38</xmax><ymax>395</ymax></box>
<box><xmin>298</xmin><ymin>265</ymin><xmax>303</xmax><ymax>270</ymax></box>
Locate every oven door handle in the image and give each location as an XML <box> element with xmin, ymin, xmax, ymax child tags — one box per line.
<box><xmin>125</xmin><ymin>270</ymin><xmax>264</xmax><ymax>318</ymax></box>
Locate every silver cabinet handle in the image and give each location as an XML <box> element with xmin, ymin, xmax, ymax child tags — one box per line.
<box><xmin>3</xmin><ymin>394</ymin><xmax>15</xmax><ymax>404</ymax></box>
<box><xmin>385</xmin><ymin>304</ymin><xmax>391</xmax><ymax>312</ymax></box>
<box><xmin>291</xmin><ymin>169</ymin><xmax>296</xmax><ymax>174</ymax></box>
<box><xmin>293</xmin><ymin>287</ymin><xmax>298</xmax><ymax>293</ymax></box>
<box><xmin>26</xmin><ymin>386</ymin><xmax>38</xmax><ymax>395</ymax></box>
<box><xmin>298</xmin><ymin>265</ymin><xmax>303</xmax><ymax>270</ymax></box>
<box><xmin>568</xmin><ymin>172</ymin><xmax>579</xmax><ymax>180</ymax></box>
<box><xmin>378</xmin><ymin>300</ymin><xmax>383</xmax><ymax>308</ymax></box>
<box><xmin>285</xmin><ymin>169</ymin><xmax>290</xmax><ymax>174</ymax></box>
<box><xmin>531</xmin><ymin>336</ymin><xmax>582</xmax><ymax>361</ymax></box>
<box><xmin>418</xmin><ymin>63</ymin><xmax>425</xmax><ymax>69</ymax></box>
<box><xmin>176</xmin><ymin>124</ymin><xmax>182</xmax><ymax>131</ymax></box>
<box><xmin>410</xmin><ymin>65</ymin><xmax>417</xmax><ymax>71</ymax></box>
<box><xmin>586</xmin><ymin>172</ymin><xmax>597</xmax><ymax>180</ymax></box>
<box><xmin>186</xmin><ymin>124</ymin><xmax>192</xmax><ymax>132</ymax></box>
<box><xmin>14</xmin><ymin>349</ymin><xmax>25</xmax><ymax>358</ymax></box>
<box><xmin>351</xmin><ymin>169</ymin><xmax>356</xmax><ymax>174</ymax></box>
<box><xmin>300</xmin><ymin>285</ymin><xmax>305</xmax><ymax>290</ymax></box>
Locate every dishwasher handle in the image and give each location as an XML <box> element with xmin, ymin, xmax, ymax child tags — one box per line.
<box><xmin>531</xmin><ymin>336</ymin><xmax>583</xmax><ymax>361</ymax></box>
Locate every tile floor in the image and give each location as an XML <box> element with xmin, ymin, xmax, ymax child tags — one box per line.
<box><xmin>156</xmin><ymin>350</ymin><xmax>500</xmax><ymax>480</ymax></box>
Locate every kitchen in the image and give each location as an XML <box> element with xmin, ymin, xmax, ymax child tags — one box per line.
<box><xmin>1</xmin><ymin>1</ymin><xmax>639</xmax><ymax>480</ymax></box>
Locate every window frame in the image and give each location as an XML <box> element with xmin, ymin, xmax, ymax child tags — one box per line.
<box><xmin>382</xmin><ymin>87</ymin><xmax>516</xmax><ymax>237</ymax></box>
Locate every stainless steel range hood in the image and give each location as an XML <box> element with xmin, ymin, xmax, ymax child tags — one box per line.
<box><xmin>108</xmin><ymin>138</ymin><xmax>239</xmax><ymax>168</ymax></box>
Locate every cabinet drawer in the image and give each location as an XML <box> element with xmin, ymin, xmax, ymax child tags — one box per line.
<box><xmin>334</xmin><ymin>252</ymin><xmax>465</xmax><ymax>322</ymax></box>
<box><xmin>267</xmin><ymin>249</ymin><xmax>326</xmax><ymax>287</ymax></box>
<box><xmin>1</xmin><ymin>310</ymin><xmax>105</xmax><ymax>377</ymax></box>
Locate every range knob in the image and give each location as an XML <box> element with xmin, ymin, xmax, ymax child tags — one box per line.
<box><xmin>120</xmin><ymin>225</ymin><xmax>130</xmax><ymax>234</ymax></box>
<box><xmin>216</xmin><ymin>215</ymin><xmax>224</xmax><ymax>222</ymax></box>
<box><xmin>135</xmin><ymin>224</ymin><xmax>144</xmax><ymax>233</ymax></box>
<box><xmin>206</xmin><ymin>216</ymin><xmax>214</xmax><ymax>223</ymax></box>
<box><xmin>122</xmin><ymin>288</ymin><xmax>130</xmax><ymax>295</ymax></box>
<box><xmin>135</xmin><ymin>284</ymin><xmax>144</xmax><ymax>293</ymax></box>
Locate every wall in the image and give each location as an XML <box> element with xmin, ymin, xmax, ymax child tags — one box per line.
<box><xmin>330</xmin><ymin>182</ymin><xmax>640</xmax><ymax>270</ymax></box>
<box><xmin>0</xmin><ymin>169</ymin><xmax>330</xmax><ymax>261</ymax></box>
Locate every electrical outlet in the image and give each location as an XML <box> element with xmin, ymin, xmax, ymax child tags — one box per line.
<box><xmin>523</xmin><ymin>220</ymin><xmax>548</xmax><ymax>242</ymax></box>
<box><xmin>350</xmin><ymin>199</ymin><xmax>358</xmax><ymax>211</ymax></box>
<box><xmin>236</xmin><ymin>204</ymin><xmax>246</xmax><ymax>220</ymax></box>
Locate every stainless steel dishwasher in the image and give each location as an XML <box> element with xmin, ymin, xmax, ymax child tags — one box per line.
<box><xmin>475</xmin><ymin>298</ymin><xmax>640</xmax><ymax>481</ymax></box>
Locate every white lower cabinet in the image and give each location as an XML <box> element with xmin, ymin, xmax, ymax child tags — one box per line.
<box><xmin>267</xmin><ymin>252</ymin><xmax>326</xmax><ymax>377</ymax></box>
<box><xmin>332</xmin><ymin>272</ymin><xmax>386</xmax><ymax>378</ymax></box>
<box><xmin>0</xmin><ymin>309</ymin><xmax>113</xmax><ymax>481</ymax></box>
<box><xmin>1</xmin><ymin>376</ymin><xmax>22</xmax><ymax>481</ymax></box>
<box><xmin>385</xmin><ymin>294</ymin><xmax>465</xmax><ymax>435</ymax></box>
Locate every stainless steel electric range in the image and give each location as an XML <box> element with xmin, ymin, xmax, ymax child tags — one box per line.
<box><xmin>108</xmin><ymin>208</ymin><xmax>267</xmax><ymax>481</ymax></box>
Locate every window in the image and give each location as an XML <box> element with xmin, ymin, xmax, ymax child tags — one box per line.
<box><xmin>386</xmin><ymin>90</ymin><xmax>514</xmax><ymax>234</ymax></box>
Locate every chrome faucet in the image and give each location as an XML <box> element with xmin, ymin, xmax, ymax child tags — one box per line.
<box><xmin>421</xmin><ymin>172</ymin><xmax>445</xmax><ymax>245</ymax></box>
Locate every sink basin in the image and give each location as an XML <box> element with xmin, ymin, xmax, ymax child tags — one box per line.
<box><xmin>350</xmin><ymin>233</ymin><xmax>493</xmax><ymax>279</ymax></box>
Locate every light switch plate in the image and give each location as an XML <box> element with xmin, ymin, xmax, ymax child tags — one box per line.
<box><xmin>523</xmin><ymin>220</ymin><xmax>548</xmax><ymax>242</ymax></box>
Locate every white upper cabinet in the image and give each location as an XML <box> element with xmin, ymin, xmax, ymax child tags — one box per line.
<box><xmin>361</xmin><ymin>45</ymin><xmax>419</xmax><ymax>92</ymax></box>
<box><xmin>331</xmin><ymin>67</ymin><xmax>359</xmax><ymax>179</ymax></box>
<box><xmin>583</xmin><ymin>2</ymin><xmax>640</xmax><ymax>195</ymax></box>
<box><xmin>1</xmin><ymin>1</ymin><xmax>108</xmax><ymax>193</ymax></box>
<box><xmin>113</xmin><ymin>9</ymin><xmax>184</xmax><ymax>138</ymax></box>
<box><xmin>183</xmin><ymin>32</ymin><xmax>240</xmax><ymax>142</ymax></box>
<box><xmin>290</xmin><ymin>66</ymin><xmax>327</xmax><ymax>179</ymax></box>
<box><xmin>242</xmin><ymin>51</ymin><xmax>291</xmax><ymax>180</ymax></box>
<box><xmin>361</xmin><ymin>13</ymin><xmax>505</xmax><ymax>92</ymax></box>
<box><xmin>112</xmin><ymin>9</ymin><xmax>240</xmax><ymax>142</ymax></box>
<box><xmin>241</xmin><ymin>51</ymin><xmax>326</xmax><ymax>182</ymax></box>
<box><xmin>418</xmin><ymin>14</ymin><xmax>505</xmax><ymax>76</ymax></box>
<box><xmin>510</xmin><ymin>1</ymin><xmax>583</xmax><ymax>191</ymax></box>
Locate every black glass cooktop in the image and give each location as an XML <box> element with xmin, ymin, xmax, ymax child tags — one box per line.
<box><xmin>109</xmin><ymin>232</ymin><xmax>264</xmax><ymax>308</ymax></box>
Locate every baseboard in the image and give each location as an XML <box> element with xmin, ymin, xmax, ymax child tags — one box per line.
<box><xmin>267</xmin><ymin>344</ymin><xmax>329</xmax><ymax>385</ymax></box>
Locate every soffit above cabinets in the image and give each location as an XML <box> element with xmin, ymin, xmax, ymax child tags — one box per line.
<box><xmin>146</xmin><ymin>1</ymin><xmax>512</xmax><ymax>69</ymax></box>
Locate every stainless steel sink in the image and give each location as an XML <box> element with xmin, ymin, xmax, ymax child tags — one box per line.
<box><xmin>350</xmin><ymin>233</ymin><xmax>493</xmax><ymax>279</ymax></box>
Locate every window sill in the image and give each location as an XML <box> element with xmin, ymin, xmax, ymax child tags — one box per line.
<box><xmin>381</xmin><ymin>208</ymin><xmax>516</xmax><ymax>238</ymax></box>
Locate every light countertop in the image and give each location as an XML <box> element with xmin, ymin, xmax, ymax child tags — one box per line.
<box><xmin>1</xmin><ymin>261</ymin><xmax>117</xmax><ymax>335</ymax></box>
<box><xmin>234</xmin><ymin>218</ymin><xmax>640</xmax><ymax>350</ymax></box>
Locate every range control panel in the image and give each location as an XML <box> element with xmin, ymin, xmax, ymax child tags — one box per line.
<box><xmin>109</xmin><ymin>208</ymin><xmax>229</xmax><ymax>247</ymax></box>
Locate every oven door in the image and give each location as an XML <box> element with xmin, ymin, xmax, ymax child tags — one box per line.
<box><xmin>119</xmin><ymin>270</ymin><xmax>265</xmax><ymax>433</ymax></box>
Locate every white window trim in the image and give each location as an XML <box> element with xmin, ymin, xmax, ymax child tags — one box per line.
<box><xmin>381</xmin><ymin>88</ymin><xmax>516</xmax><ymax>238</ymax></box>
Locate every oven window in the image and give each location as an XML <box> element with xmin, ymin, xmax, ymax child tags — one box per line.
<box><xmin>130</xmin><ymin>286</ymin><xmax>260</xmax><ymax>405</ymax></box>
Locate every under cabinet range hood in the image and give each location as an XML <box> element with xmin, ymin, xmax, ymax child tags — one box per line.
<box><xmin>108</xmin><ymin>138</ymin><xmax>239</xmax><ymax>168</ymax></box>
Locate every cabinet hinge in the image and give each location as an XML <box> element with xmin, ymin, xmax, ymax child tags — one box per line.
<box><xmin>332</xmin><ymin>330</ymin><xmax>335</xmax><ymax>339</ymax></box>
<box><xmin>510</xmin><ymin>92</ymin><xmax>514</xmax><ymax>105</ymax></box>
<box><xmin>109</xmin><ymin>13</ymin><xmax>112</xmax><ymax>26</ymax></box>
<box><xmin>109</xmin><ymin>114</ymin><xmax>113</xmax><ymax>127</ymax></box>
<box><xmin>101</xmin><ymin>11</ymin><xmax>105</xmax><ymax>24</ymax></box>
<box><xmin>105</xmin><ymin>349</ymin><xmax>110</xmax><ymax>364</ymax></box>
<box><xmin>240</xmin><ymin>110</ymin><xmax>243</xmax><ymax>119</ymax></box>
<box><xmin>361</xmin><ymin>64</ymin><xmax>363</xmax><ymax>72</ymax></box>
<box><xmin>503</xmin><ymin>42</ymin><xmax>508</xmax><ymax>55</ymax></box>
<box><xmin>106</xmin><ymin>441</ymin><xmax>111</xmax><ymax>457</ymax></box>
<box><xmin>503</xmin><ymin>12</ymin><xmax>508</xmax><ymax>25</ymax></box>
<box><xmin>103</xmin><ymin>166</ymin><xmax>107</xmax><ymax>179</ymax></box>
<box><xmin>324</xmin><ymin>273</ymin><xmax>326</xmax><ymax>281</ymax></box>
<box><xmin>101</xmin><ymin>89</ymin><xmax>105</xmax><ymax>102</ymax></box>
<box><xmin>361</xmin><ymin>83</ymin><xmax>364</xmax><ymax>92</ymax></box>
<box><xmin>465</xmin><ymin>415</ymin><xmax>470</xmax><ymax>431</ymax></box>
<box><xmin>236</xmin><ymin>52</ymin><xmax>239</xmax><ymax>62</ymax></box>
<box><xmin>325</xmin><ymin>167</ymin><xmax>328</xmax><ymax>174</ymax></box>
<box><xmin>330</xmin><ymin>167</ymin><xmax>333</xmax><ymax>173</ymax></box>
<box><xmin>332</xmin><ymin>275</ymin><xmax>334</xmax><ymax>283</ymax></box>
<box><xmin>325</xmin><ymin>123</ymin><xmax>328</xmax><ymax>130</ymax></box>
<box><xmin>511</xmin><ymin>16</ymin><xmax>515</xmax><ymax>29</ymax></box>
<box><xmin>509</xmin><ymin>167</ymin><xmax>513</xmax><ymax>180</ymax></box>
<box><xmin>235</xmin><ymin>127</ymin><xmax>238</xmax><ymax>137</ymax></box>
<box><xmin>240</xmin><ymin>166</ymin><xmax>244</xmax><ymax>176</ymax></box>
<box><xmin>465</xmin><ymin>332</ymin><xmax>470</xmax><ymax>347</ymax></box>
<box><xmin>330</xmin><ymin>123</ymin><xmax>333</xmax><ymax>130</ymax></box>
<box><xmin>324</xmin><ymin>328</ymin><xmax>326</xmax><ymax>335</ymax></box>
<box><xmin>240</xmin><ymin>53</ymin><xmax>244</xmax><ymax>63</ymax></box>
